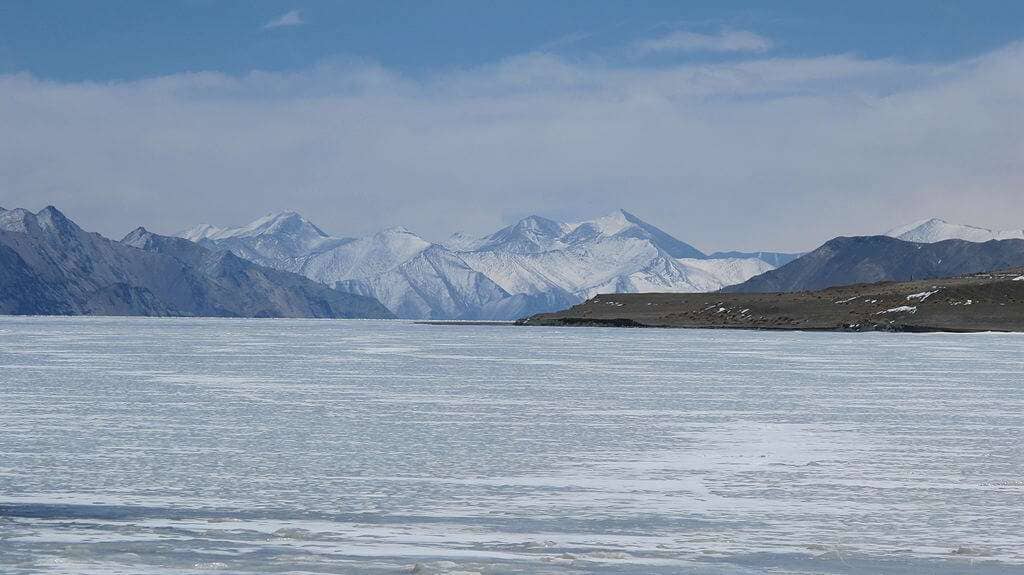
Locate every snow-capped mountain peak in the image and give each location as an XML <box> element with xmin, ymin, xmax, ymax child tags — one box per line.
<box><xmin>566</xmin><ymin>209</ymin><xmax>634</xmax><ymax>237</ymax></box>
<box><xmin>177</xmin><ymin>211</ymin><xmax>345</xmax><ymax>267</ymax></box>
<box><xmin>446</xmin><ymin>209</ymin><xmax>764</xmax><ymax>306</ymax></box>
<box><xmin>368</xmin><ymin>226</ymin><xmax>432</xmax><ymax>255</ymax></box>
<box><xmin>0</xmin><ymin>207</ymin><xmax>38</xmax><ymax>233</ymax></box>
<box><xmin>886</xmin><ymin>218</ymin><xmax>1024</xmax><ymax>243</ymax></box>
<box><xmin>378</xmin><ymin>225</ymin><xmax>419</xmax><ymax>237</ymax></box>
<box><xmin>180</xmin><ymin>211</ymin><xmax>328</xmax><ymax>245</ymax></box>
<box><xmin>562</xmin><ymin>209</ymin><xmax>706</xmax><ymax>259</ymax></box>
<box><xmin>442</xmin><ymin>232</ymin><xmax>481</xmax><ymax>252</ymax></box>
<box><xmin>0</xmin><ymin>206</ymin><xmax>82</xmax><ymax>238</ymax></box>
<box><xmin>35</xmin><ymin>206</ymin><xmax>80</xmax><ymax>234</ymax></box>
<box><xmin>203</xmin><ymin>211</ymin><xmax>328</xmax><ymax>242</ymax></box>
<box><xmin>179</xmin><ymin>223</ymin><xmax>223</xmax><ymax>242</ymax></box>
<box><xmin>447</xmin><ymin>209</ymin><xmax>707</xmax><ymax>259</ymax></box>
<box><xmin>451</xmin><ymin>215</ymin><xmax>572</xmax><ymax>254</ymax></box>
<box><xmin>179</xmin><ymin>209</ymin><xmax>776</xmax><ymax>320</ymax></box>
<box><xmin>503</xmin><ymin>215</ymin><xmax>570</xmax><ymax>240</ymax></box>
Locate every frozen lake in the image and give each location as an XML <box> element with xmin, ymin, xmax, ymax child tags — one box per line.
<box><xmin>1</xmin><ymin>317</ymin><xmax>1023</xmax><ymax>574</ymax></box>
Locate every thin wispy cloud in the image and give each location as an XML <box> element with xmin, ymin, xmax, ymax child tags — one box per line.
<box><xmin>632</xmin><ymin>29</ymin><xmax>773</xmax><ymax>56</ymax></box>
<box><xmin>263</xmin><ymin>9</ymin><xmax>304</xmax><ymax>30</ymax></box>
<box><xmin>537</xmin><ymin>30</ymin><xmax>595</xmax><ymax>52</ymax></box>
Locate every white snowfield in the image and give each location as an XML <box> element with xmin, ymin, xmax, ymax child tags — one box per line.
<box><xmin>906</xmin><ymin>289</ymin><xmax>940</xmax><ymax>302</ymax></box>
<box><xmin>876</xmin><ymin>305</ymin><xmax>918</xmax><ymax>315</ymax></box>
<box><xmin>179</xmin><ymin>210</ymin><xmax>775</xmax><ymax>319</ymax></box>
<box><xmin>885</xmin><ymin>218</ymin><xmax>1024</xmax><ymax>243</ymax></box>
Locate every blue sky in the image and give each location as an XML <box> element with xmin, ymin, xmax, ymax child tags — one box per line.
<box><xmin>1</xmin><ymin>2</ymin><xmax>1023</xmax><ymax>251</ymax></box>
<box><xmin>3</xmin><ymin>1</ymin><xmax>1022</xmax><ymax>81</ymax></box>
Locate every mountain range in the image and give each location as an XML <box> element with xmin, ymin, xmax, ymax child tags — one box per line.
<box><xmin>725</xmin><ymin>235</ymin><xmax>1024</xmax><ymax>293</ymax></box>
<box><xmin>181</xmin><ymin>210</ymin><xmax>788</xmax><ymax>319</ymax></box>
<box><xmin>3</xmin><ymin>204</ymin><xmax>1021</xmax><ymax>321</ymax></box>
<box><xmin>0</xmin><ymin>206</ymin><xmax>394</xmax><ymax>318</ymax></box>
<box><xmin>719</xmin><ymin>217</ymin><xmax>1024</xmax><ymax>294</ymax></box>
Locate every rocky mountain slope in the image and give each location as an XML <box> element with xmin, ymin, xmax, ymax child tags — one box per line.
<box><xmin>522</xmin><ymin>269</ymin><xmax>1024</xmax><ymax>332</ymax></box>
<box><xmin>723</xmin><ymin>235</ymin><xmax>1024</xmax><ymax>293</ymax></box>
<box><xmin>183</xmin><ymin>210</ymin><xmax>775</xmax><ymax>319</ymax></box>
<box><xmin>0</xmin><ymin>206</ymin><xmax>393</xmax><ymax>318</ymax></box>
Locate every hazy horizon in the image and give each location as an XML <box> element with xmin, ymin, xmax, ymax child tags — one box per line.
<box><xmin>6</xmin><ymin>203</ymin><xmax>1002</xmax><ymax>255</ymax></box>
<box><xmin>2</xmin><ymin>1</ymin><xmax>1022</xmax><ymax>252</ymax></box>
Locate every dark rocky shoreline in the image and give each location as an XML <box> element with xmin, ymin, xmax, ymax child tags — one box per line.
<box><xmin>519</xmin><ymin>269</ymin><xmax>1024</xmax><ymax>333</ymax></box>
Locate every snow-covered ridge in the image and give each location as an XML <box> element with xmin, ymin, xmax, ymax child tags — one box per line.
<box><xmin>567</xmin><ymin>210</ymin><xmax>634</xmax><ymax>237</ymax></box>
<box><xmin>179</xmin><ymin>209</ymin><xmax>779</xmax><ymax>319</ymax></box>
<box><xmin>180</xmin><ymin>211</ymin><xmax>328</xmax><ymax>242</ymax></box>
<box><xmin>886</xmin><ymin>218</ymin><xmax>1024</xmax><ymax>244</ymax></box>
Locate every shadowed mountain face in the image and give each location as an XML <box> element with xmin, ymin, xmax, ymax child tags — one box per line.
<box><xmin>0</xmin><ymin>206</ymin><xmax>393</xmax><ymax>318</ymax></box>
<box><xmin>723</xmin><ymin>235</ymin><xmax>1024</xmax><ymax>293</ymax></box>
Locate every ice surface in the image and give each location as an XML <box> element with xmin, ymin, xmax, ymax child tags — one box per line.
<box><xmin>2</xmin><ymin>317</ymin><xmax>1023</xmax><ymax>574</ymax></box>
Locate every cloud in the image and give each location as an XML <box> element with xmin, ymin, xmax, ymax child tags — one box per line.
<box><xmin>1</xmin><ymin>43</ymin><xmax>1022</xmax><ymax>252</ymax></box>
<box><xmin>632</xmin><ymin>29</ymin><xmax>774</xmax><ymax>56</ymax></box>
<box><xmin>263</xmin><ymin>9</ymin><xmax>303</xmax><ymax>30</ymax></box>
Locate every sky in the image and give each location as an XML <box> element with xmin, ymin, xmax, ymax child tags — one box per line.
<box><xmin>1</xmin><ymin>1</ymin><xmax>1022</xmax><ymax>251</ymax></box>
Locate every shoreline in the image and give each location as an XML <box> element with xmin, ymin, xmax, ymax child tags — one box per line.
<box><xmin>516</xmin><ymin>316</ymin><xmax>1000</xmax><ymax>333</ymax></box>
<box><xmin>519</xmin><ymin>269</ymin><xmax>1024</xmax><ymax>333</ymax></box>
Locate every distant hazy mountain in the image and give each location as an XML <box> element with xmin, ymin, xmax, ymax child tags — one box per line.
<box><xmin>0</xmin><ymin>206</ymin><xmax>393</xmax><ymax>318</ymax></box>
<box><xmin>183</xmin><ymin>215</ymin><xmax>518</xmax><ymax>320</ymax></box>
<box><xmin>707</xmin><ymin>251</ymin><xmax>803</xmax><ymax>267</ymax></box>
<box><xmin>886</xmin><ymin>218</ymin><xmax>1024</xmax><ymax>243</ymax></box>
<box><xmin>448</xmin><ymin>210</ymin><xmax>773</xmax><ymax>300</ymax></box>
<box><xmin>724</xmin><ymin>235</ymin><xmax>1024</xmax><ymax>293</ymax></box>
<box><xmin>180</xmin><ymin>211</ymin><xmax>352</xmax><ymax>270</ymax></box>
<box><xmin>445</xmin><ymin>211</ymin><xmax>707</xmax><ymax>259</ymax></box>
<box><xmin>183</xmin><ymin>209</ymin><xmax>774</xmax><ymax>319</ymax></box>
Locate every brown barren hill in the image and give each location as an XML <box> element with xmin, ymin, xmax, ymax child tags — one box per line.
<box><xmin>519</xmin><ymin>269</ymin><xmax>1024</xmax><ymax>333</ymax></box>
